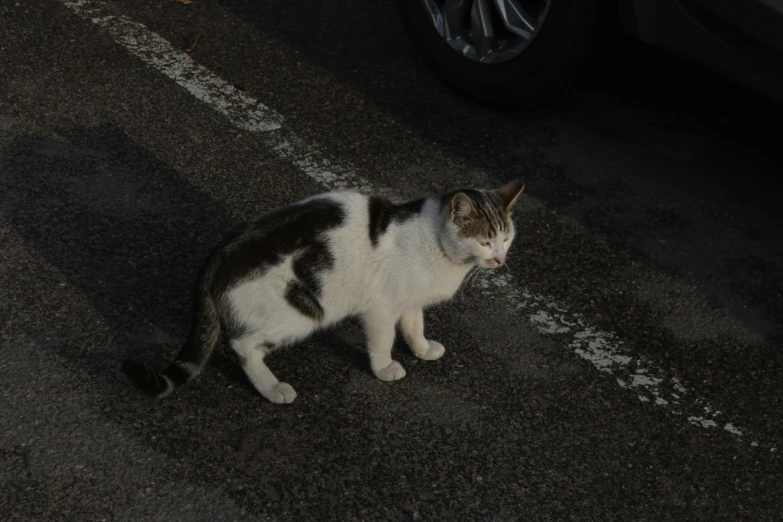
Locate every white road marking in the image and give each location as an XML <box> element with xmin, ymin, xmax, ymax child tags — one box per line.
<box><xmin>62</xmin><ymin>0</ymin><xmax>377</xmax><ymax>193</ymax></box>
<box><xmin>266</xmin><ymin>133</ymin><xmax>376</xmax><ymax>194</ymax></box>
<box><xmin>724</xmin><ymin>423</ymin><xmax>743</xmax><ymax>436</ymax></box>
<box><xmin>62</xmin><ymin>0</ymin><xmax>282</xmax><ymax>132</ymax></box>
<box><xmin>60</xmin><ymin>0</ymin><xmax>776</xmax><ymax>452</ymax></box>
<box><xmin>472</xmin><ymin>273</ymin><xmax>765</xmax><ymax>444</ymax></box>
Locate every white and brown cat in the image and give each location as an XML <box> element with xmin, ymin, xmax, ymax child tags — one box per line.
<box><xmin>123</xmin><ymin>181</ymin><xmax>524</xmax><ymax>404</ymax></box>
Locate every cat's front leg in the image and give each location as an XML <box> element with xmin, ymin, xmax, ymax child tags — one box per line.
<box><xmin>399</xmin><ymin>307</ymin><xmax>446</xmax><ymax>361</ymax></box>
<box><xmin>362</xmin><ymin>309</ymin><xmax>406</xmax><ymax>381</ymax></box>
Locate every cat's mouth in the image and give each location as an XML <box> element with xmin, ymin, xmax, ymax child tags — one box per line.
<box><xmin>483</xmin><ymin>258</ymin><xmax>506</xmax><ymax>269</ymax></box>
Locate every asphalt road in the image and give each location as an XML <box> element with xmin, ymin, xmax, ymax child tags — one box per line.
<box><xmin>1</xmin><ymin>0</ymin><xmax>782</xmax><ymax>520</ymax></box>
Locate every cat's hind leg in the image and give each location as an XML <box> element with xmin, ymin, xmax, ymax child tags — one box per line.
<box><xmin>399</xmin><ymin>307</ymin><xmax>445</xmax><ymax>361</ymax></box>
<box><xmin>231</xmin><ymin>334</ymin><xmax>297</xmax><ymax>404</ymax></box>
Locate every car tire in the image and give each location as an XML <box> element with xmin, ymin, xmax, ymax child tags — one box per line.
<box><xmin>396</xmin><ymin>0</ymin><xmax>602</xmax><ymax>108</ymax></box>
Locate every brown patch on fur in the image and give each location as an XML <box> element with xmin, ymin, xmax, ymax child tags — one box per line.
<box><xmin>450</xmin><ymin>193</ymin><xmax>489</xmax><ymax>237</ymax></box>
<box><xmin>455</xmin><ymin>214</ymin><xmax>490</xmax><ymax>238</ymax></box>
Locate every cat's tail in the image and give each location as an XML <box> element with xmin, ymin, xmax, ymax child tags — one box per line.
<box><xmin>122</xmin><ymin>258</ymin><xmax>222</xmax><ymax>398</ymax></box>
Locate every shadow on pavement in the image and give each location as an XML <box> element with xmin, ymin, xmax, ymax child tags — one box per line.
<box><xmin>0</xmin><ymin>125</ymin><xmax>245</xmax><ymax>386</ymax></box>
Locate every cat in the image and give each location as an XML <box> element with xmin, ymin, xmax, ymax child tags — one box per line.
<box><xmin>122</xmin><ymin>180</ymin><xmax>524</xmax><ymax>404</ymax></box>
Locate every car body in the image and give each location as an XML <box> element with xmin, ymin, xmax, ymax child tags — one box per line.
<box><xmin>397</xmin><ymin>0</ymin><xmax>783</xmax><ymax>107</ymax></box>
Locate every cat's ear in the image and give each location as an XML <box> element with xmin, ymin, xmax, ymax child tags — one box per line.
<box><xmin>496</xmin><ymin>180</ymin><xmax>525</xmax><ymax>211</ymax></box>
<box><xmin>450</xmin><ymin>193</ymin><xmax>477</xmax><ymax>223</ymax></box>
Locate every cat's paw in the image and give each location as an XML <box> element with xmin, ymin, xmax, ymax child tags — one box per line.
<box><xmin>416</xmin><ymin>340</ymin><xmax>446</xmax><ymax>361</ymax></box>
<box><xmin>263</xmin><ymin>382</ymin><xmax>298</xmax><ymax>404</ymax></box>
<box><xmin>374</xmin><ymin>361</ymin><xmax>406</xmax><ymax>381</ymax></box>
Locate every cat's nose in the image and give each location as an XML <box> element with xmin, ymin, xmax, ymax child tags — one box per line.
<box><xmin>495</xmin><ymin>257</ymin><xmax>505</xmax><ymax>265</ymax></box>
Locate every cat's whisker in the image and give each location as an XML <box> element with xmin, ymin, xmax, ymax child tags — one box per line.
<box><xmin>462</xmin><ymin>265</ymin><xmax>480</xmax><ymax>290</ymax></box>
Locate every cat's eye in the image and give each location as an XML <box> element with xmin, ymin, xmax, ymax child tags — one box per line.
<box><xmin>503</xmin><ymin>238</ymin><xmax>510</xmax><ymax>243</ymax></box>
<box><xmin>480</xmin><ymin>241</ymin><xmax>491</xmax><ymax>247</ymax></box>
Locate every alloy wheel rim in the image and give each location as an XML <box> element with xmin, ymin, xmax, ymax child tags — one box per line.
<box><xmin>421</xmin><ymin>0</ymin><xmax>552</xmax><ymax>64</ymax></box>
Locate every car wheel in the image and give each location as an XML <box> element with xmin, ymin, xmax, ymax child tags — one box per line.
<box><xmin>397</xmin><ymin>0</ymin><xmax>601</xmax><ymax>107</ymax></box>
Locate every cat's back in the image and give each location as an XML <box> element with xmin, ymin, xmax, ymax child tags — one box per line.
<box><xmin>206</xmin><ymin>191</ymin><xmax>359</xmax><ymax>295</ymax></box>
<box><xmin>214</xmin><ymin>190</ymin><xmax>448</xmax><ymax>335</ymax></box>
<box><xmin>211</xmin><ymin>191</ymin><xmax>432</xmax><ymax>291</ymax></box>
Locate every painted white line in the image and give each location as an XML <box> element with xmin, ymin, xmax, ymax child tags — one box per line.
<box><xmin>265</xmin><ymin>132</ymin><xmax>377</xmax><ymax>194</ymax></box>
<box><xmin>473</xmin><ymin>272</ymin><xmax>777</xmax><ymax>447</ymax></box>
<box><xmin>62</xmin><ymin>0</ymin><xmax>378</xmax><ymax>193</ymax></box>
<box><xmin>60</xmin><ymin>0</ymin><xmax>776</xmax><ymax>452</ymax></box>
<box><xmin>62</xmin><ymin>0</ymin><xmax>282</xmax><ymax>132</ymax></box>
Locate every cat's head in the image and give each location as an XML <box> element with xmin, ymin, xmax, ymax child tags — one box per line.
<box><xmin>444</xmin><ymin>180</ymin><xmax>524</xmax><ymax>269</ymax></box>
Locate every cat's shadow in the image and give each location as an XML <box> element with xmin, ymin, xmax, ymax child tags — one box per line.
<box><xmin>0</xmin><ymin>125</ymin><xmax>285</xmax><ymax>394</ymax></box>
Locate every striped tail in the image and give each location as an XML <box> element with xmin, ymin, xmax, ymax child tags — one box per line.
<box><xmin>122</xmin><ymin>264</ymin><xmax>221</xmax><ymax>398</ymax></box>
